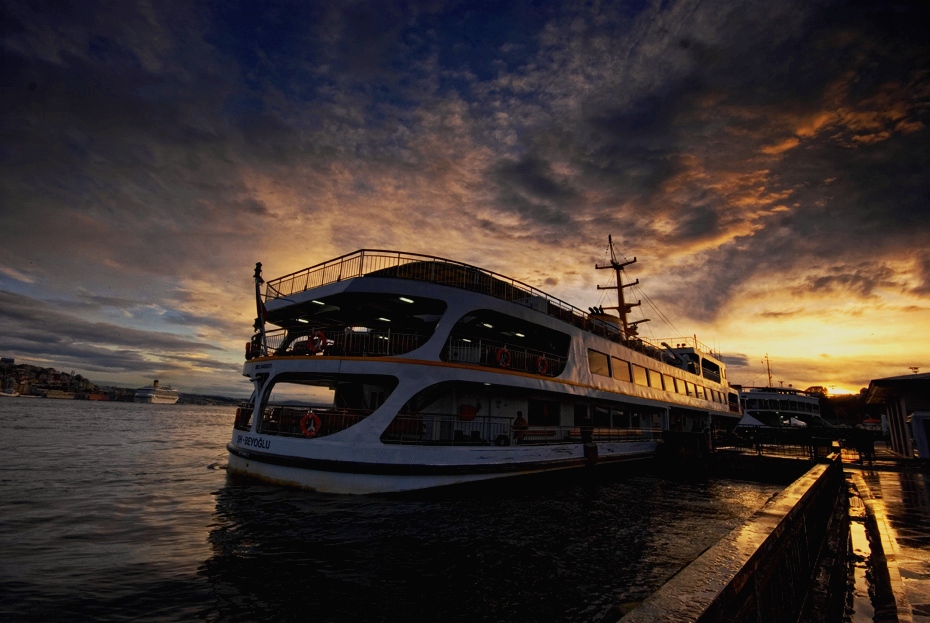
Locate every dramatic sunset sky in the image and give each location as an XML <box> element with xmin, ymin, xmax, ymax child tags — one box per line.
<box><xmin>1</xmin><ymin>0</ymin><xmax>928</xmax><ymax>396</ymax></box>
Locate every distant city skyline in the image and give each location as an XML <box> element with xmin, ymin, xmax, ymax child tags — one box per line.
<box><xmin>2</xmin><ymin>0</ymin><xmax>928</xmax><ymax>395</ymax></box>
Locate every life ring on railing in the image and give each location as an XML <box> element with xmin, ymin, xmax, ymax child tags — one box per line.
<box><xmin>458</xmin><ymin>404</ymin><xmax>477</xmax><ymax>422</ymax></box>
<box><xmin>310</xmin><ymin>331</ymin><xmax>327</xmax><ymax>353</ymax></box>
<box><xmin>536</xmin><ymin>356</ymin><xmax>548</xmax><ymax>375</ymax></box>
<box><xmin>495</xmin><ymin>348</ymin><xmax>511</xmax><ymax>368</ymax></box>
<box><xmin>300</xmin><ymin>411</ymin><xmax>322</xmax><ymax>438</ymax></box>
<box><xmin>245</xmin><ymin>341</ymin><xmax>252</xmax><ymax>360</ymax></box>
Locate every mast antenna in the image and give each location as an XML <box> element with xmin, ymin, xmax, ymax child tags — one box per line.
<box><xmin>595</xmin><ymin>235</ymin><xmax>647</xmax><ymax>338</ymax></box>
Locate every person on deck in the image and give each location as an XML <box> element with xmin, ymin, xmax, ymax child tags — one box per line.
<box><xmin>512</xmin><ymin>411</ymin><xmax>528</xmax><ymax>443</ymax></box>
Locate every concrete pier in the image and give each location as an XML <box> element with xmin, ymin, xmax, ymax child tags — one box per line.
<box><xmin>846</xmin><ymin>447</ymin><xmax>930</xmax><ymax>623</ymax></box>
<box><xmin>616</xmin><ymin>447</ymin><xmax>930</xmax><ymax>623</ymax></box>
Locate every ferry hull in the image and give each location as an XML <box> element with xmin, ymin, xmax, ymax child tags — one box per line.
<box><xmin>226</xmin><ymin>441</ymin><xmax>657</xmax><ymax>494</ymax></box>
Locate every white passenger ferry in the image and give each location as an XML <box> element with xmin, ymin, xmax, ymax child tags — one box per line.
<box><xmin>133</xmin><ymin>380</ymin><xmax>180</xmax><ymax>404</ymax></box>
<box><xmin>227</xmin><ymin>241</ymin><xmax>742</xmax><ymax>494</ymax></box>
<box><xmin>736</xmin><ymin>386</ymin><xmax>822</xmax><ymax>427</ymax></box>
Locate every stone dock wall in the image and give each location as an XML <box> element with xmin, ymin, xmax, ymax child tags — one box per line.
<box><xmin>618</xmin><ymin>454</ymin><xmax>848</xmax><ymax>623</ymax></box>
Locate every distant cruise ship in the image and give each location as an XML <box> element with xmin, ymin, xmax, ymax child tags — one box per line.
<box><xmin>133</xmin><ymin>380</ymin><xmax>179</xmax><ymax>404</ymax></box>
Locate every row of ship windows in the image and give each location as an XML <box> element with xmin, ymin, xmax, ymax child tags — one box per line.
<box><xmin>587</xmin><ymin>349</ymin><xmax>727</xmax><ymax>405</ymax></box>
<box><xmin>743</xmin><ymin>398</ymin><xmax>820</xmax><ymax>413</ymax></box>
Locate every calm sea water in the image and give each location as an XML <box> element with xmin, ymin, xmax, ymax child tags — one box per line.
<box><xmin>0</xmin><ymin>399</ymin><xmax>788</xmax><ymax>622</ymax></box>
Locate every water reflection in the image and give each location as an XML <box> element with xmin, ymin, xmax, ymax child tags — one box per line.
<box><xmin>201</xmin><ymin>469</ymin><xmax>783</xmax><ymax>623</ymax></box>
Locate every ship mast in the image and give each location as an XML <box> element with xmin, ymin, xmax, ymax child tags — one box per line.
<box><xmin>595</xmin><ymin>236</ymin><xmax>648</xmax><ymax>338</ymax></box>
<box><xmin>253</xmin><ymin>262</ymin><xmax>268</xmax><ymax>356</ymax></box>
<box><xmin>763</xmin><ymin>353</ymin><xmax>773</xmax><ymax>387</ymax></box>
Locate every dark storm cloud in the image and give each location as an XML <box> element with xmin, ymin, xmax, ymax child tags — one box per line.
<box><xmin>802</xmin><ymin>263</ymin><xmax>898</xmax><ymax>297</ymax></box>
<box><xmin>491</xmin><ymin>155</ymin><xmax>577</xmax><ymax>226</ymax></box>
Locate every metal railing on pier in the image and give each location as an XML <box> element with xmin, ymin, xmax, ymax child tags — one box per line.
<box><xmin>717</xmin><ymin>426</ymin><xmax>841</xmax><ymax>460</ymax></box>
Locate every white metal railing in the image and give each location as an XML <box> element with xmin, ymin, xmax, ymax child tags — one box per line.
<box><xmin>257</xmin><ymin>405</ymin><xmax>374</xmax><ymax>438</ymax></box>
<box><xmin>445</xmin><ymin>338</ymin><xmax>565</xmax><ymax>376</ymax></box>
<box><xmin>261</xmin><ymin>328</ymin><xmax>427</xmax><ymax>358</ymax></box>
<box><xmin>380</xmin><ymin>413</ymin><xmax>661</xmax><ymax>446</ymax></box>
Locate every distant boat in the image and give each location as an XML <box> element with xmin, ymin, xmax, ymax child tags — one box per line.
<box><xmin>133</xmin><ymin>380</ymin><xmax>179</xmax><ymax>404</ymax></box>
<box><xmin>736</xmin><ymin>386</ymin><xmax>821</xmax><ymax>427</ymax></box>
<box><xmin>0</xmin><ymin>389</ymin><xmax>20</xmax><ymax>398</ymax></box>
<box><xmin>45</xmin><ymin>390</ymin><xmax>75</xmax><ymax>400</ymax></box>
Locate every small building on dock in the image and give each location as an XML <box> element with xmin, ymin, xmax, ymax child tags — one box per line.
<box><xmin>864</xmin><ymin>372</ymin><xmax>930</xmax><ymax>457</ymax></box>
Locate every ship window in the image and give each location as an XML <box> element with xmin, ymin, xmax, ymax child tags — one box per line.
<box><xmin>528</xmin><ymin>399</ymin><xmax>560</xmax><ymax>426</ymax></box>
<box><xmin>274</xmin><ymin>292</ymin><xmax>447</xmax><ymax>357</ymax></box>
<box><xmin>257</xmin><ymin>373</ymin><xmax>398</xmax><ymax>439</ymax></box>
<box><xmin>685</xmin><ymin>382</ymin><xmax>694</xmax><ymax>397</ymax></box>
<box><xmin>444</xmin><ymin>309</ymin><xmax>571</xmax><ymax>375</ymax></box>
<box><xmin>611</xmin><ymin>357</ymin><xmax>632</xmax><ymax>382</ymax></box>
<box><xmin>789</xmin><ymin>401</ymin><xmax>798</xmax><ymax>411</ymax></box>
<box><xmin>573</xmin><ymin>403</ymin><xmax>589</xmax><ymax>425</ymax></box>
<box><xmin>632</xmin><ymin>365</ymin><xmax>648</xmax><ymax>386</ymax></box>
<box><xmin>593</xmin><ymin>406</ymin><xmax>610</xmax><ymax>427</ymax></box>
<box><xmin>588</xmin><ymin>350</ymin><xmax>611</xmax><ymax>377</ymax></box>
<box><xmin>647</xmin><ymin>369</ymin><xmax>663</xmax><ymax>389</ymax></box>
<box><xmin>662</xmin><ymin>374</ymin><xmax>674</xmax><ymax>392</ymax></box>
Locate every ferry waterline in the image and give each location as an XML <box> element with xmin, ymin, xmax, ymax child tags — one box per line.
<box><xmin>227</xmin><ymin>242</ymin><xmax>742</xmax><ymax>494</ymax></box>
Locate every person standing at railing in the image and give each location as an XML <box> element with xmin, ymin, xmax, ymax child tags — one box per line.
<box><xmin>512</xmin><ymin>411</ymin><xmax>528</xmax><ymax>443</ymax></box>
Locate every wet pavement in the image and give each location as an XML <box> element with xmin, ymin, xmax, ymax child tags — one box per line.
<box><xmin>845</xmin><ymin>447</ymin><xmax>930</xmax><ymax>623</ymax></box>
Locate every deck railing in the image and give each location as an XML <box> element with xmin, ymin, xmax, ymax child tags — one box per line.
<box><xmin>258</xmin><ymin>405</ymin><xmax>374</xmax><ymax>438</ymax></box>
<box><xmin>380</xmin><ymin>413</ymin><xmax>661</xmax><ymax>446</ymax></box>
<box><xmin>243</xmin><ymin>404</ymin><xmax>659</xmax><ymax>445</ymax></box>
<box><xmin>262</xmin><ymin>328</ymin><xmax>428</xmax><ymax>357</ymax></box>
<box><xmin>444</xmin><ymin>338</ymin><xmax>566</xmax><ymax>377</ymax></box>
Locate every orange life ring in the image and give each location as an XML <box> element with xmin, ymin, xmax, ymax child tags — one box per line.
<box><xmin>300</xmin><ymin>411</ymin><xmax>322</xmax><ymax>438</ymax></box>
<box><xmin>536</xmin><ymin>356</ymin><xmax>548</xmax><ymax>375</ymax></box>
<box><xmin>311</xmin><ymin>331</ymin><xmax>327</xmax><ymax>353</ymax></box>
<box><xmin>458</xmin><ymin>404</ymin><xmax>477</xmax><ymax>422</ymax></box>
<box><xmin>495</xmin><ymin>348</ymin><xmax>511</xmax><ymax>368</ymax></box>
